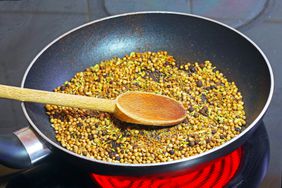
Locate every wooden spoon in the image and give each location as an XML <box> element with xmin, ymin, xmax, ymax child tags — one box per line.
<box><xmin>0</xmin><ymin>84</ymin><xmax>186</xmax><ymax>126</ymax></box>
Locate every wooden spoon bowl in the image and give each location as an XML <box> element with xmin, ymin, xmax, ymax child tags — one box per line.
<box><xmin>115</xmin><ymin>91</ymin><xmax>186</xmax><ymax>126</ymax></box>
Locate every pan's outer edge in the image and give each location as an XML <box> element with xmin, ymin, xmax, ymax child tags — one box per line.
<box><xmin>20</xmin><ymin>11</ymin><xmax>274</xmax><ymax>168</ymax></box>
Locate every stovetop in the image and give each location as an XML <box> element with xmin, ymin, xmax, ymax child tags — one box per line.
<box><xmin>0</xmin><ymin>123</ymin><xmax>269</xmax><ymax>188</ymax></box>
<box><xmin>0</xmin><ymin>0</ymin><xmax>281</xmax><ymax>187</ymax></box>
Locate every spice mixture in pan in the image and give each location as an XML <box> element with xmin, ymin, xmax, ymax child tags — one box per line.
<box><xmin>45</xmin><ymin>51</ymin><xmax>246</xmax><ymax>164</ymax></box>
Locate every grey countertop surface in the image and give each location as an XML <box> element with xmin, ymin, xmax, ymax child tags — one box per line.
<box><xmin>0</xmin><ymin>0</ymin><xmax>281</xmax><ymax>187</ymax></box>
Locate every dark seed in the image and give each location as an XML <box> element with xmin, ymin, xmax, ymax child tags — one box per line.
<box><xmin>211</xmin><ymin>129</ymin><xmax>217</xmax><ymax>134</ymax></box>
<box><xmin>53</xmin><ymin>113</ymin><xmax>60</xmax><ymax>119</ymax></box>
<box><xmin>135</xmin><ymin>82</ymin><xmax>141</xmax><ymax>87</ymax></box>
<box><xmin>146</xmin><ymin>70</ymin><xmax>160</xmax><ymax>82</ymax></box>
<box><xmin>194</xmin><ymin>140</ymin><xmax>199</xmax><ymax>145</ymax></box>
<box><xmin>217</xmin><ymin>82</ymin><xmax>225</xmax><ymax>86</ymax></box>
<box><xmin>206</xmin><ymin>85</ymin><xmax>217</xmax><ymax>91</ymax></box>
<box><xmin>88</xmin><ymin>135</ymin><xmax>94</xmax><ymax>140</ymax></box>
<box><xmin>196</xmin><ymin>80</ymin><xmax>203</xmax><ymax>87</ymax></box>
<box><xmin>187</xmin><ymin>72</ymin><xmax>192</xmax><ymax>76</ymax></box>
<box><xmin>109</xmin><ymin>80</ymin><xmax>113</xmax><ymax>84</ymax></box>
<box><xmin>189</xmin><ymin>141</ymin><xmax>195</xmax><ymax>146</ymax></box>
<box><xmin>188</xmin><ymin>134</ymin><xmax>195</xmax><ymax>138</ymax></box>
<box><xmin>77</xmin><ymin>134</ymin><xmax>82</xmax><ymax>139</ymax></box>
<box><xmin>166</xmin><ymin>85</ymin><xmax>171</xmax><ymax>88</ymax></box>
<box><xmin>210</xmin><ymin>85</ymin><xmax>217</xmax><ymax>90</ymax></box>
<box><xmin>77</xmin><ymin>122</ymin><xmax>83</xmax><ymax>127</ymax></box>
<box><xmin>89</xmin><ymin>111</ymin><xmax>99</xmax><ymax>117</ymax></box>
<box><xmin>201</xmin><ymin>94</ymin><xmax>207</xmax><ymax>102</ymax></box>
<box><xmin>199</xmin><ymin>111</ymin><xmax>207</xmax><ymax>116</ymax></box>
<box><xmin>199</xmin><ymin>63</ymin><xmax>205</xmax><ymax>68</ymax></box>
<box><xmin>188</xmin><ymin>106</ymin><xmax>194</xmax><ymax>112</ymax></box>
<box><xmin>115</xmin><ymin>156</ymin><xmax>121</xmax><ymax>161</ymax></box>
<box><xmin>59</xmin><ymin>116</ymin><xmax>65</xmax><ymax>122</ymax></box>
<box><xmin>194</xmin><ymin>112</ymin><xmax>199</xmax><ymax>118</ymax></box>
<box><xmin>123</xmin><ymin>131</ymin><xmax>131</xmax><ymax>137</ymax></box>
<box><xmin>168</xmin><ymin>150</ymin><xmax>175</xmax><ymax>155</ymax></box>
<box><xmin>179</xmin><ymin>146</ymin><xmax>184</xmax><ymax>151</ymax></box>
<box><xmin>102</xmin><ymin>130</ymin><xmax>107</xmax><ymax>136</ymax></box>
<box><xmin>183</xmin><ymin>118</ymin><xmax>189</xmax><ymax>124</ymax></box>
<box><xmin>164</xmin><ymin>62</ymin><xmax>171</xmax><ymax>67</ymax></box>
<box><xmin>111</xmin><ymin>141</ymin><xmax>120</xmax><ymax>148</ymax></box>
<box><xmin>109</xmin><ymin>151</ymin><xmax>117</xmax><ymax>159</ymax></box>
<box><xmin>235</xmin><ymin>127</ymin><xmax>241</xmax><ymax>132</ymax></box>
<box><xmin>199</xmin><ymin>106</ymin><xmax>209</xmax><ymax>116</ymax></box>
<box><xmin>206</xmin><ymin>138</ymin><xmax>211</xmax><ymax>143</ymax></box>
<box><xmin>60</xmin><ymin>86</ymin><xmax>66</xmax><ymax>91</ymax></box>
<box><xmin>220</xmin><ymin>135</ymin><xmax>225</xmax><ymax>139</ymax></box>
<box><xmin>189</xmin><ymin>65</ymin><xmax>196</xmax><ymax>73</ymax></box>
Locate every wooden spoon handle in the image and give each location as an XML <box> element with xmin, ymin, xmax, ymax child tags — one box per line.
<box><xmin>0</xmin><ymin>84</ymin><xmax>116</xmax><ymax>113</ymax></box>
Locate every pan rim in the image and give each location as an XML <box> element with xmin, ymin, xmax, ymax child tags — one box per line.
<box><xmin>21</xmin><ymin>11</ymin><xmax>274</xmax><ymax>167</ymax></box>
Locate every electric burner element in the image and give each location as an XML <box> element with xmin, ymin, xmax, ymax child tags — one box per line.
<box><xmin>91</xmin><ymin>122</ymin><xmax>269</xmax><ymax>188</ymax></box>
<box><xmin>91</xmin><ymin>148</ymin><xmax>242</xmax><ymax>188</ymax></box>
<box><xmin>104</xmin><ymin>0</ymin><xmax>268</xmax><ymax>28</ymax></box>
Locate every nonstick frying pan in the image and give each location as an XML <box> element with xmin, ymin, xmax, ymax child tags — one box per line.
<box><xmin>0</xmin><ymin>12</ymin><xmax>274</xmax><ymax>176</ymax></box>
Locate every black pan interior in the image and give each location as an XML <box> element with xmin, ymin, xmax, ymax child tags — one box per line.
<box><xmin>23</xmin><ymin>13</ymin><xmax>271</xmax><ymax>145</ymax></box>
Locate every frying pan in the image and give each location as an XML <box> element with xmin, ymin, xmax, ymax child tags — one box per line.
<box><xmin>0</xmin><ymin>12</ymin><xmax>274</xmax><ymax>176</ymax></box>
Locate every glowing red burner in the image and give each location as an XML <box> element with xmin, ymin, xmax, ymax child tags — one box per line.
<box><xmin>91</xmin><ymin>147</ymin><xmax>242</xmax><ymax>188</ymax></box>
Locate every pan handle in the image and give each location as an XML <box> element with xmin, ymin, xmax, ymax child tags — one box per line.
<box><xmin>0</xmin><ymin>127</ymin><xmax>51</xmax><ymax>168</ymax></box>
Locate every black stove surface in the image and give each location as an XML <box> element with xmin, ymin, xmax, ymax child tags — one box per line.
<box><xmin>0</xmin><ymin>123</ymin><xmax>269</xmax><ymax>188</ymax></box>
<box><xmin>0</xmin><ymin>0</ymin><xmax>281</xmax><ymax>187</ymax></box>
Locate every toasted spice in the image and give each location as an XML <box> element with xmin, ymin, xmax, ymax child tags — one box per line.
<box><xmin>196</xmin><ymin>80</ymin><xmax>203</xmax><ymax>87</ymax></box>
<box><xmin>45</xmin><ymin>51</ymin><xmax>246</xmax><ymax>164</ymax></box>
